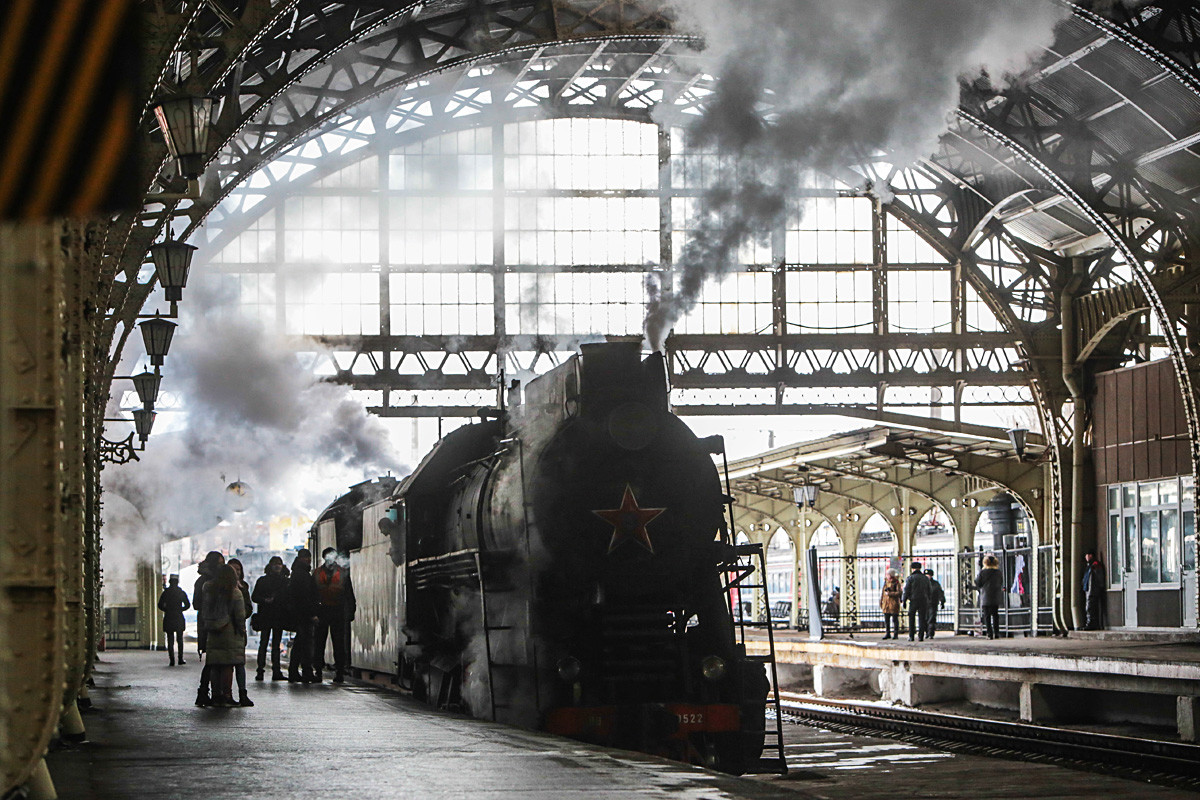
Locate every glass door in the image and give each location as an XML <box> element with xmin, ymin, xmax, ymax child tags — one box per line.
<box><xmin>1122</xmin><ymin>485</ymin><xmax>1138</xmax><ymax>626</ymax></box>
<box><xmin>1184</xmin><ymin>479</ymin><xmax>1196</xmax><ymax>628</ymax></box>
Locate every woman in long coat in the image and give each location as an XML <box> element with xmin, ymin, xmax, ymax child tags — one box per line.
<box><xmin>879</xmin><ymin>570</ymin><xmax>902</xmax><ymax>640</ymax></box>
<box><xmin>201</xmin><ymin>564</ymin><xmax>248</xmax><ymax>707</ymax></box>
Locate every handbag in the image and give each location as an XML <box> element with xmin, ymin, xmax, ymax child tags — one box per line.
<box><xmin>250</xmin><ymin>612</ymin><xmax>263</xmax><ymax>632</ymax></box>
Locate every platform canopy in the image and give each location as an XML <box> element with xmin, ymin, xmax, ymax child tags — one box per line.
<box><xmin>726</xmin><ymin>426</ymin><xmax>1048</xmax><ymax>554</ymax></box>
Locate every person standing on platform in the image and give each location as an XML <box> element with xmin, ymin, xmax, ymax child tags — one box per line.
<box><xmin>924</xmin><ymin>568</ymin><xmax>946</xmax><ymax>639</ymax></box>
<box><xmin>201</xmin><ymin>564</ymin><xmax>251</xmax><ymax>707</ymax></box>
<box><xmin>1083</xmin><ymin>552</ymin><xmax>1106</xmax><ymax>630</ymax></box>
<box><xmin>227</xmin><ymin>558</ymin><xmax>254</xmax><ymax>707</ymax></box>
<box><xmin>901</xmin><ymin>562</ymin><xmax>931</xmax><ymax>642</ymax></box>
<box><xmin>193</xmin><ymin>550</ymin><xmax>225</xmax><ymax>707</ymax></box>
<box><xmin>253</xmin><ymin>556</ymin><xmax>289</xmax><ymax>681</ymax></box>
<box><xmin>287</xmin><ymin>549</ymin><xmax>319</xmax><ymax>683</ymax></box>
<box><xmin>975</xmin><ymin>554</ymin><xmax>1004</xmax><ymax>639</ymax></box>
<box><xmin>157</xmin><ymin>575</ymin><xmax>190</xmax><ymax>666</ymax></box>
<box><xmin>880</xmin><ymin>570</ymin><xmax>902</xmax><ymax>639</ymax></box>
<box><xmin>313</xmin><ymin>547</ymin><xmax>357</xmax><ymax>683</ymax></box>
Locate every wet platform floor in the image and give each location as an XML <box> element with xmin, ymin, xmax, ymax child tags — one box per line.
<box><xmin>45</xmin><ymin>650</ymin><xmax>1196</xmax><ymax>799</ymax></box>
<box><xmin>46</xmin><ymin>651</ymin><xmax>807</xmax><ymax>800</ymax></box>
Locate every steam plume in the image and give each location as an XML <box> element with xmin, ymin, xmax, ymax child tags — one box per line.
<box><xmin>105</xmin><ymin>280</ymin><xmax>403</xmax><ymax>540</ymax></box>
<box><xmin>645</xmin><ymin>0</ymin><xmax>1072</xmax><ymax>350</ymax></box>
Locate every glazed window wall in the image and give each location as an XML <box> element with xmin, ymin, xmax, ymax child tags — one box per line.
<box><xmin>202</xmin><ymin>117</ymin><xmax>993</xmax><ymax>363</ymax></box>
<box><xmin>1105</xmin><ymin>477</ymin><xmax>1195</xmax><ymax>587</ymax></box>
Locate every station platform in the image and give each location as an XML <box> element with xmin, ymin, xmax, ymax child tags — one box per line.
<box><xmin>45</xmin><ymin>651</ymin><xmax>808</xmax><ymax>800</ymax></box>
<box><xmin>747</xmin><ymin>631</ymin><xmax>1200</xmax><ymax>741</ymax></box>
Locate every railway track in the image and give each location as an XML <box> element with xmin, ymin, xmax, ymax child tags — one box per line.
<box><xmin>777</xmin><ymin>692</ymin><xmax>1200</xmax><ymax>791</ymax></box>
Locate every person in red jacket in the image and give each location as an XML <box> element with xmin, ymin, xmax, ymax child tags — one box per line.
<box><xmin>312</xmin><ymin>547</ymin><xmax>356</xmax><ymax>683</ymax></box>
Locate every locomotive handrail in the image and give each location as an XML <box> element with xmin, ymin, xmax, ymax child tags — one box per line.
<box><xmin>407</xmin><ymin>548</ymin><xmax>480</xmax><ymax>567</ymax></box>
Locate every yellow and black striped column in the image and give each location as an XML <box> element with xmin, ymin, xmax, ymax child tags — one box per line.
<box><xmin>0</xmin><ymin>0</ymin><xmax>140</xmax><ymax>221</ymax></box>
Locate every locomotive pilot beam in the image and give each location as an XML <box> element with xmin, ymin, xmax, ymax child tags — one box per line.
<box><xmin>321</xmin><ymin>342</ymin><xmax>784</xmax><ymax>775</ymax></box>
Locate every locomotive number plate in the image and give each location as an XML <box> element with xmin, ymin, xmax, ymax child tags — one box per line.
<box><xmin>677</xmin><ymin>712</ymin><xmax>705</xmax><ymax>725</ymax></box>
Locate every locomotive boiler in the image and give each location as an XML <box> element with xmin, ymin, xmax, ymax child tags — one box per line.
<box><xmin>318</xmin><ymin>342</ymin><xmax>779</xmax><ymax>774</ymax></box>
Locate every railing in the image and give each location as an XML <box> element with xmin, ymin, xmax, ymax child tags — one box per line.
<box><xmin>746</xmin><ymin>548</ymin><xmax>1056</xmax><ymax>636</ymax></box>
<box><xmin>756</xmin><ymin>552</ymin><xmax>959</xmax><ymax>634</ymax></box>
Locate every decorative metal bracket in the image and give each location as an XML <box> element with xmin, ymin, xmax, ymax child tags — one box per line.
<box><xmin>99</xmin><ymin>432</ymin><xmax>140</xmax><ymax>465</ymax></box>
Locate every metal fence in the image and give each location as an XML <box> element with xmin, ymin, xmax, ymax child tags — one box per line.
<box><xmin>814</xmin><ymin>552</ymin><xmax>958</xmax><ymax>634</ymax></box>
<box><xmin>741</xmin><ymin>547</ymin><xmax>1057</xmax><ymax>637</ymax></box>
<box><xmin>749</xmin><ymin>552</ymin><xmax>958</xmax><ymax>634</ymax></box>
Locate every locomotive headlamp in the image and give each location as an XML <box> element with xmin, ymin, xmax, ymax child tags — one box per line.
<box><xmin>700</xmin><ymin>655</ymin><xmax>727</xmax><ymax>682</ymax></box>
<box><xmin>557</xmin><ymin>656</ymin><xmax>582</xmax><ymax>683</ymax></box>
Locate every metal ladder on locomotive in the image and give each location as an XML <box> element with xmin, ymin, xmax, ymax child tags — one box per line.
<box><xmin>717</xmin><ymin>437</ymin><xmax>788</xmax><ymax>776</ymax></box>
<box><xmin>722</xmin><ymin>542</ymin><xmax>788</xmax><ymax>774</ymax></box>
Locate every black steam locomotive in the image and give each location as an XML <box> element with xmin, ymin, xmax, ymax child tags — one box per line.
<box><xmin>312</xmin><ymin>342</ymin><xmax>776</xmax><ymax>773</ymax></box>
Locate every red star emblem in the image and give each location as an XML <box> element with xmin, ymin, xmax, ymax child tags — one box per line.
<box><xmin>593</xmin><ymin>485</ymin><xmax>665</xmax><ymax>554</ymax></box>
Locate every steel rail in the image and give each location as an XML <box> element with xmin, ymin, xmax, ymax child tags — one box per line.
<box><xmin>777</xmin><ymin>692</ymin><xmax>1200</xmax><ymax>790</ymax></box>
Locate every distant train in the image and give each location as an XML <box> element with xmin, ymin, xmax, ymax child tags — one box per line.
<box><xmin>311</xmin><ymin>342</ymin><xmax>774</xmax><ymax>773</ymax></box>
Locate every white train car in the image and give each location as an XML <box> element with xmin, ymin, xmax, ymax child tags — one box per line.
<box><xmin>350</xmin><ymin>497</ymin><xmax>404</xmax><ymax>676</ymax></box>
<box><xmin>307</xmin><ymin>477</ymin><xmax>401</xmax><ymax>677</ymax></box>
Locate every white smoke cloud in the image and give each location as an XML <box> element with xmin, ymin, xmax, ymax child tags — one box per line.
<box><xmin>105</xmin><ymin>283</ymin><xmax>404</xmax><ymax>542</ymax></box>
<box><xmin>645</xmin><ymin>0</ymin><xmax>1072</xmax><ymax>349</ymax></box>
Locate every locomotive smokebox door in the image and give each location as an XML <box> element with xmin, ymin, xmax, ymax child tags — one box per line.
<box><xmin>608</xmin><ymin>402</ymin><xmax>659</xmax><ymax>451</ymax></box>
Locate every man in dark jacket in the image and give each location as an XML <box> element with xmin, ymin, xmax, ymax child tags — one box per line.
<box><xmin>1082</xmin><ymin>552</ymin><xmax>1105</xmax><ymax>631</ymax></box>
<box><xmin>923</xmin><ymin>568</ymin><xmax>945</xmax><ymax>639</ymax></box>
<box><xmin>252</xmin><ymin>556</ymin><xmax>290</xmax><ymax>681</ymax></box>
<box><xmin>287</xmin><ymin>549</ymin><xmax>319</xmax><ymax>683</ymax></box>
<box><xmin>901</xmin><ymin>562</ymin><xmax>931</xmax><ymax>642</ymax></box>
<box><xmin>157</xmin><ymin>575</ymin><xmax>190</xmax><ymax>666</ymax></box>
<box><xmin>312</xmin><ymin>547</ymin><xmax>356</xmax><ymax>683</ymax></box>
<box><xmin>975</xmin><ymin>554</ymin><xmax>1004</xmax><ymax>639</ymax></box>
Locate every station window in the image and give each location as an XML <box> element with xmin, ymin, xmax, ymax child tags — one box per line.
<box><xmin>786</xmin><ymin>270</ymin><xmax>872</xmax><ymax>333</ymax></box>
<box><xmin>389</xmin><ymin>196</ymin><xmax>492</xmax><ymax>267</ymax></box>
<box><xmin>282</xmin><ymin>195</ymin><xmax>379</xmax><ymax>265</ymax></box>
<box><xmin>507</xmin><ymin>196</ymin><xmax>658</xmax><ymax>266</ymax></box>
<box><xmin>674</xmin><ymin>272</ymin><xmax>772</xmax><ymax>335</ymax></box>
<box><xmin>392</xmin><ymin>273</ymin><xmax>494</xmax><ymax>335</ymax></box>
<box><xmin>786</xmin><ymin>196</ymin><xmax>873</xmax><ymax>265</ymax></box>
<box><xmin>888</xmin><ymin>270</ymin><xmax>952</xmax><ymax>332</ymax></box>
<box><xmin>285</xmin><ymin>272</ymin><xmax>380</xmax><ymax>336</ymax></box>
<box><xmin>503</xmin><ymin>272</ymin><xmax>645</xmax><ymax>335</ymax></box>
<box><xmin>671</xmin><ymin>196</ymin><xmax>771</xmax><ymax>266</ymax></box>
<box><xmin>1104</xmin><ymin>477</ymin><xmax>1195</xmax><ymax>587</ymax></box>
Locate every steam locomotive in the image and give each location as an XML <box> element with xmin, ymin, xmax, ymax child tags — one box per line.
<box><xmin>311</xmin><ymin>342</ymin><xmax>773</xmax><ymax>773</ymax></box>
